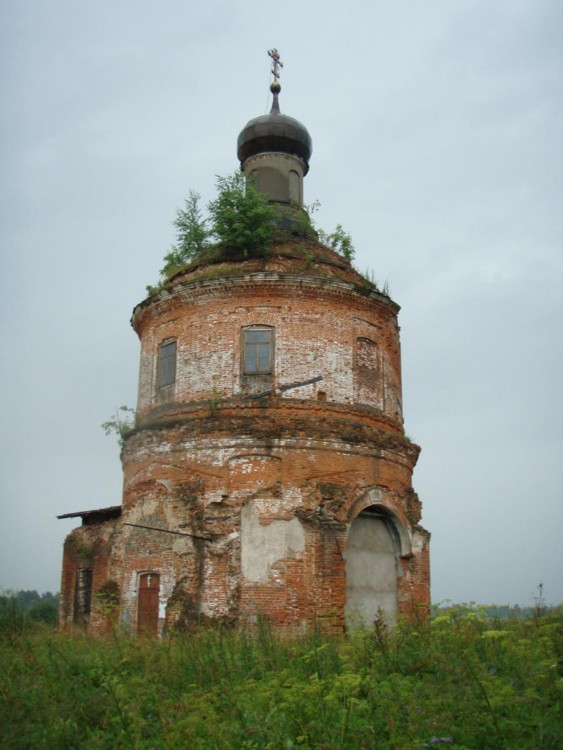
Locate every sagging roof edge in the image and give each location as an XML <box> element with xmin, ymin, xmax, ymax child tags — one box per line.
<box><xmin>57</xmin><ymin>505</ymin><xmax>122</xmax><ymax>522</ymax></box>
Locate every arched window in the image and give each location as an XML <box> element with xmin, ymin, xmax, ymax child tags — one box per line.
<box><xmin>288</xmin><ymin>170</ymin><xmax>301</xmax><ymax>204</ymax></box>
<box><xmin>242</xmin><ymin>326</ymin><xmax>274</xmax><ymax>375</ymax></box>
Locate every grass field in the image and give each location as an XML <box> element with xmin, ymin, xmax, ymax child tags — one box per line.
<box><xmin>1</xmin><ymin>607</ymin><xmax>561</xmax><ymax>749</ymax></box>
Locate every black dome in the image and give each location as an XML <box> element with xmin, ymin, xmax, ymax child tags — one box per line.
<box><xmin>237</xmin><ymin>93</ymin><xmax>312</xmax><ymax>171</ymax></box>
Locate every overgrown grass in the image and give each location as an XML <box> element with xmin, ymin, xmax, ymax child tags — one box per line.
<box><xmin>1</xmin><ymin>611</ymin><xmax>561</xmax><ymax>749</ymax></box>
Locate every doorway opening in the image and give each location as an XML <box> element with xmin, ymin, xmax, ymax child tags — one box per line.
<box><xmin>344</xmin><ymin>506</ymin><xmax>401</xmax><ymax>628</ymax></box>
<box><xmin>137</xmin><ymin>572</ymin><xmax>160</xmax><ymax>636</ymax></box>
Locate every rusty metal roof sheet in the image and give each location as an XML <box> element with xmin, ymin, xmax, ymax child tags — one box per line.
<box><xmin>57</xmin><ymin>505</ymin><xmax>122</xmax><ymax>523</ymax></box>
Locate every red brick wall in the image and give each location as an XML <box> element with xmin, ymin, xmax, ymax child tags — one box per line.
<box><xmin>60</xmin><ymin>246</ymin><xmax>430</xmax><ymax>634</ymax></box>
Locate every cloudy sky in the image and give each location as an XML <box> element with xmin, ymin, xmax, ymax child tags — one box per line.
<box><xmin>1</xmin><ymin>0</ymin><xmax>561</xmax><ymax>606</ymax></box>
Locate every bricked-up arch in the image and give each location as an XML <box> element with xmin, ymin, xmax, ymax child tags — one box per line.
<box><xmin>344</xmin><ymin>489</ymin><xmax>411</xmax><ymax>628</ymax></box>
<box><xmin>228</xmin><ymin>454</ymin><xmax>282</xmax><ymax>497</ymax></box>
<box><xmin>344</xmin><ymin>506</ymin><xmax>403</xmax><ymax>628</ymax></box>
<box><xmin>354</xmin><ymin>337</ymin><xmax>383</xmax><ymax>409</ymax></box>
<box><xmin>348</xmin><ymin>487</ymin><xmax>411</xmax><ymax>556</ymax></box>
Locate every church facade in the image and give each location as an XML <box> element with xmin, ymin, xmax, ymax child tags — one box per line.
<box><xmin>58</xmin><ymin>57</ymin><xmax>430</xmax><ymax>635</ymax></box>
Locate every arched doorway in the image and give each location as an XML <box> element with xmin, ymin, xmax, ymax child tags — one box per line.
<box><xmin>137</xmin><ymin>572</ymin><xmax>160</xmax><ymax>636</ymax></box>
<box><xmin>344</xmin><ymin>507</ymin><xmax>400</xmax><ymax>628</ymax></box>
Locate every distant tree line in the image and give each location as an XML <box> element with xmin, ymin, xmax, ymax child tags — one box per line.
<box><xmin>0</xmin><ymin>590</ymin><xmax>59</xmax><ymax>631</ymax></box>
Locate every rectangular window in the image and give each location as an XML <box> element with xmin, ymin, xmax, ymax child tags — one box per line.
<box><xmin>73</xmin><ymin>568</ymin><xmax>93</xmax><ymax>621</ymax></box>
<box><xmin>158</xmin><ymin>340</ymin><xmax>176</xmax><ymax>388</ymax></box>
<box><xmin>243</xmin><ymin>327</ymin><xmax>273</xmax><ymax>374</ymax></box>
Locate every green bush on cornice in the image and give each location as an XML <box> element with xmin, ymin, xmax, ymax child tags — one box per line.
<box><xmin>149</xmin><ymin>252</ymin><xmax>381</xmax><ymax>296</ymax></box>
<box><xmin>208</xmin><ymin>172</ymin><xmax>277</xmax><ymax>257</ymax></box>
<box><xmin>148</xmin><ymin>173</ymin><xmax>276</xmax><ymax>294</ymax></box>
<box><xmin>144</xmin><ymin>244</ymin><xmax>383</xmax><ymax>299</ymax></box>
<box><xmin>160</xmin><ymin>190</ymin><xmax>210</xmax><ymax>279</ymax></box>
<box><xmin>305</xmin><ymin>200</ymin><xmax>355</xmax><ymax>262</ymax></box>
<box><xmin>145</xmin><ymin>177</ymin><xmax>359</xmax><ymax>297</ymax></box>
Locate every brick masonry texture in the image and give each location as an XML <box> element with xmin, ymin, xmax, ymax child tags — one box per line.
<box><xmin>59</xmin><ymin>240</ymin><xmax>430</xmax><ymax>634</ymax></box>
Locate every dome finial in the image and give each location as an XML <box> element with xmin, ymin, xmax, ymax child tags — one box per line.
<box><xmin>267</xmin><ymin>48</ymin><xmax>282</xmax><ymax>113</ymax></box>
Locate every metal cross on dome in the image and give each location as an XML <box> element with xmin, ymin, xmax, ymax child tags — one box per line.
<box><xmin>268</xmin><ymin>48</ymin><xmax>283</xmax><ymax>83</ymax></box>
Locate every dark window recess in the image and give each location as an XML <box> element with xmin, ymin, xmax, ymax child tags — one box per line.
<box><xmin>73</xmin><ymin>568</ymin><xmax>93</xmax><ymax>621</ymax></box>
<box><xmin>244</xmin><ymin>328</ymin><xmax>273</xmax><ymax>374</ymax></box>
<box><xmin>158</xmin><ymin>340</ymin><xmax>176</xmax><ymax>387</ymax></box>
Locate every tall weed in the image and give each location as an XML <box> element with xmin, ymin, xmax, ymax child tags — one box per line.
<box><xmin>0</xmin><ymin>612</ymin><xmax>561</xmax><ymax>749</ymax></box>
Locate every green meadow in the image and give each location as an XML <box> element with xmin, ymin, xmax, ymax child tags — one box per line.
<box><xmin>1</xmin><ymin>605</ymin><xmax>561</xmax><ymax>749</ymax></box>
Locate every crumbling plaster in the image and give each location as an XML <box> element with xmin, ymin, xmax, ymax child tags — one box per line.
<box><xmin>241</xmin><ymin>500</ymin><xmax>305</xmax><ymax>583</ymax></box>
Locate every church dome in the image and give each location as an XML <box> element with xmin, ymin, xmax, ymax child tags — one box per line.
<box><xmin>237</xmin><ymin>83</ymin><xmax>312</xmax><ymax>173</ymax></box>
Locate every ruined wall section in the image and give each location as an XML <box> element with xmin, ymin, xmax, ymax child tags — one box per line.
<box><xmin>59</xmin><ymin>518</ymin><xmax>121</xmax><ymax>632</ymax></box>
<box><xmin>113</xmin><ymin>404</ymin><xmax>427</xmax><ymax>633</ymax></box>
<box><xmin>60</xmin><ymin>415</ymin><xmax>428</xmax><ymax>634</ymax></box>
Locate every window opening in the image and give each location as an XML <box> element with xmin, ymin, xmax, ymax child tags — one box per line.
<box><xmin>158</xmin><ymin>340</ymin><xmax>176</xmax><ymax>388</ymax></box>
<box><xmin>243</xmin><ymin>327</ymin><xmax>273</xmax><ymax>374</ymax></box>
<box><xmin>73</xmin><ymin>568</ymin><xmax>93</xmax><ymax>622</ymax></box>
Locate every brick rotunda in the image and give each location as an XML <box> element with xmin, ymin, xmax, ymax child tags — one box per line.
<box><xmin>58</xmin><ymin>57</ymin><xmax>430</xmax><ymax>636</ymax></box>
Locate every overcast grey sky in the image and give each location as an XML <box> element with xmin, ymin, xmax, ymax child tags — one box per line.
<box><xmin>1</xmin><ymin>0</ymin><xmax>562</xmax><ymax>606</ymax></box>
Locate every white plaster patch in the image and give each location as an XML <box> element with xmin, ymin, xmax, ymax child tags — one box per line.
<box><xmin>241</xmin><ymin>501</ymin><xmax>305</xmax><ymax>583</ymax></box>
<box><xmin>410</xmin><ymin>529</ymin><xmax>426</xmax><ymax>554</ymax></box>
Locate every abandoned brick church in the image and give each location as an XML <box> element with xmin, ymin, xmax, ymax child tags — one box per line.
<box><xmin>58</xmin><ymin>56</ymin><xmax>430</xmax><ymax>635</ymax></box>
